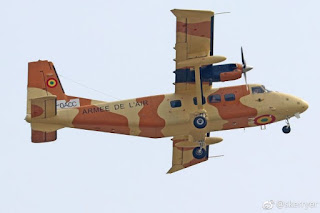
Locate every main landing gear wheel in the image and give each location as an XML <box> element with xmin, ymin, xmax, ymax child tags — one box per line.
<box><xmin>192</xmin><ymin>147</ymin><xmax>207</xmax><ymax>159</ymax></box>
<box><xmin>282</xmin><ymin>118</ymin><xmax>291</xmax><ymax>134</ymax></box>
<box><xmin>282</xmin><ymin>126</ymin><xmax>291</xmax><ymax>134</ymax></box>
<box><xmin>193</xmin><ymin>116</ymin><xmax>207</xmax><ymax>129</ymax></box>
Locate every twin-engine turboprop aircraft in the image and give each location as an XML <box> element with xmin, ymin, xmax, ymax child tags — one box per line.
<box><xmin>25</xmin><ymin>9</ymin><xmax>308</xmax><ymax>173</ymax></box>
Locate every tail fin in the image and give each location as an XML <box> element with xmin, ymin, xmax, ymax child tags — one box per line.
<box><xmin>27</xmin><ymin>60</ymin><xmax>95</xmax><ymax>113</ymax></box>
<box><xmin>27</xmin><ymin>60</ymin><xmax>80</xmax><ymax>143</ymax></box>
<box><xmin>27</xmin><ymin>60</ymin><xmax>67</xmax><ymax>114</ymax></box>
<box><xmin>26</xmin><ymin>60</ymin><xmax>100</xmax><ymax>142</ymax></box>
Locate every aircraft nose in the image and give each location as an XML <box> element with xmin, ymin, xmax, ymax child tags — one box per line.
<box><xmin>298</xmin><ymin>99</ymin><xmax>309</xmax><ymax>113</ymax></box>
<box><xmin>292</xmin><ymin>97</ymin><xmax>309</xmax><ymax>114</ymax></box>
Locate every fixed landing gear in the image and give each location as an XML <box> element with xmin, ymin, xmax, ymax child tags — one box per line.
<box><xmin>192</xmin><ymin>141</ymin><xmax>207</xmax><ymax>159</ymax></box>
<box><xmin>282</xmin><ymin>118</ymin><xmax>291</xmax><ymax>134</ymax></box>
<box><xmin>193</xmin><ymin>115</ymin><xmax>207</xmax><ymax>129</ymax></box>
<box><xmin>192</xmin><ymin>147</ymin><xmax>207</xmax><ymax>159</ymax></box>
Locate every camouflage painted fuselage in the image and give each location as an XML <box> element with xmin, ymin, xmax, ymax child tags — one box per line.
<box><xmin>27</xmin><ymin>83</ymin><xmax>308</xmax><ymax>138</ymax></box>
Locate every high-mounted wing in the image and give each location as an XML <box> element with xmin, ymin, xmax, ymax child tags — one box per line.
<box><xmin>171</xmin><ymin>9</ymin><xmax>214</xmax><ymax>62</ymax></box>
<box><xmin>171</xmin><ymin>9</ymin><xmax>226</xmax><ymax>94</ymax></box>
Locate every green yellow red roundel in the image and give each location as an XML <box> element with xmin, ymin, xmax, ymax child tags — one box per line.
<box><xmin>47</xmin><ymin>78</ymin><xmax>57</xmax><ymax>88</ymax></box>
<box><xmin>254</xmin><ymin>115</ymin><xmax>276</xmax><ymax>125</ymax></box>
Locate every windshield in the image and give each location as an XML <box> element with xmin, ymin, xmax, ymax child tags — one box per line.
<box><xmin>252</xmin><ymin>85</ymin><xmax>271</xmax><ymax>94</ymax></box>
<box><xmin>261</xmin><ymin>85</ymin><xmax>272</xmax><ymax>92</ymax></box>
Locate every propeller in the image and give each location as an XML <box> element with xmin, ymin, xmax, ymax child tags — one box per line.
<box><xmin>240</xmin><ymin>47</ymin><xmax>253</xmax><ymax>90</ymax></box>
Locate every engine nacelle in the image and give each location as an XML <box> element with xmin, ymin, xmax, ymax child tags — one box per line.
<box><xmin>220</xmin><ymin>69</ymin><xmax>242</xmax><ymax>82</ymax></box>
<box><xmin>175</xmin><ymin>63</ymin><xmax>244</xmax><ymax>84</ymax></box>
<box><xmin>201</xmin><ymin>63</ymin><xmax>243</xmax><ymax>82</ymax></box>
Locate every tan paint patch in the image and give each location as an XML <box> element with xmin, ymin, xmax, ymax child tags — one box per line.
<box><xmin>137</xmin><ymin>95</ymin><xmax>165</xmax><ymax>138</ymax></box>
<box><xmin>91</xmin><ymin>100</ymin><xmax>108</xmax><ymax>105</ymax></box>
<box><xmin>106</xmin><ymin>99</ymin><xmax>143</xmax><ymax>136</ymax></box>
<box><xmin>72</xmin><ymin>105</ymin><xmax>130</xmax><ymax>135</ymax></box>
<box><xmin>31</xmin><ymin>123</ymin><xmax>64</xmax><ymax>132</ymax></box>
<box><xmin>27</xmin><ymin>87</ymin><xmax>52</xmax><ymax>114</ymax></box>
<box><xmin>158</xmin><ymin>94</ymin><xmax>191</xmax><ymax>137</ymax></box>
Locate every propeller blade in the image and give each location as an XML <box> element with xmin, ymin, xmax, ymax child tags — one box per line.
<box><xmin>241</xmin><ymin>47</ymin><xmax>246</xmax><ymax>68</ymax></box>
<box><xmin>244</xmin><ymin>72</ymin><xmax>249</xmax><ymax>91</ymax></box>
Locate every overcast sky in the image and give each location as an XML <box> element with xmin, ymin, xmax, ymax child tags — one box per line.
<box><xmin>0</xmin><ymin>0</ymin><xmax>319</xmax><ymax>212</ymax></box>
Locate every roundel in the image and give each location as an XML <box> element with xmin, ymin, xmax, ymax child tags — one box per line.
<box><xmin>47</xmin><ymin>78</ymin><xmax>58</xmax><ymax>88</ymax></box>
<box><xmin>254</xmin><ymin>114</ymin><xmax>276</xmax><ymax>125</ymax></box>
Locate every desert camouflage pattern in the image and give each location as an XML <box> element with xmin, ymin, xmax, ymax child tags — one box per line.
<box><xmin>25</xmin><ymin>9</ymin><xmax>308</xmax><ymax>173</ymax></box>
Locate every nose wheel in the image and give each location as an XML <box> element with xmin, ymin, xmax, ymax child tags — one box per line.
<box><xmin>282</xmin><ymin>119</ymin><xmax>291</xmax><ymax>134</ymax></box>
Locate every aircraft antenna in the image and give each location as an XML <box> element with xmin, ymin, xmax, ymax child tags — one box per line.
<box><xmin>59</xmin><ymin>74</ymin><xmax>120</xmax><ymax>100</ymax></box>
<box><xmin>209</xmin><ymin>155</ymin><xmax>224</xmax><ymax>158</ymax></box>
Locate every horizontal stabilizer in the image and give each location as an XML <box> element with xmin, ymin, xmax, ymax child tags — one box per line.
<box><xmin>31</xmin><ymin>96</ymin><xmax>57</xmax><ymax>119</ymax></box>
<box><xmin>32</xmin><ymin>130</ymin><xmax>57</xmax><ymax>143</ymax></box>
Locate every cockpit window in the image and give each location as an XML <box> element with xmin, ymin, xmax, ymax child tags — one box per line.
<box><xmin>252</xmin><ymin>86</ymin><xmax>265</xmax><ymax>94</ymax></box>
<box><xmin>261</xmin><ymin>85</ymin><xmax>271</xmax><ymax>93</ymax></box>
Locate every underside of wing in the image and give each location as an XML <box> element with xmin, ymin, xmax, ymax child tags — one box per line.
<box><xmin>167</xmin><ymin>135</ymin><xmax>209</xmax><ymax>173</ymax></box>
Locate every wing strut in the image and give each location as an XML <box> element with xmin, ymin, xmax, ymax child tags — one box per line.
<box><xmin>195</xmin><ymin>65</ymin><xmax>203</xmax><ymax>110</ymax></box>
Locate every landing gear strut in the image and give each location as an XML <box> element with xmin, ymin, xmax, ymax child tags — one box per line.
<box><xmin>282</xmin><ymin>118</ymin><xmax>291</xmax><ymax>134</ymax></box>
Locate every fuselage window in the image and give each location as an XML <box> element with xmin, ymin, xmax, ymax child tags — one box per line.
<box><xmin>252</xmin><ymin>86</ymin><xmax>265</xmax><ymax>94</ymax></box>
<box><xmin>170</xmin><ymin>100</ymin><xmax>182</xmax><ymax>108</ymax></box>
<box><xmin>193</xmin><ymin>96</ymin><xmax>206</xmax><ymax>105</ymax></box>
<box><xmin>224</xmin><ymin>93</ymin><xmax>235</xmax><ymax>101</ymax></box>
<box><xmin>208</xmin><ymin>94</ymin><xmax>221</xmax><ymax>103</ymax></box>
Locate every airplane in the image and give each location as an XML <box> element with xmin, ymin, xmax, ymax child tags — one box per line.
<box><xmin>25</xmin><ymin>9</ymin><xmax>309</xmax><ymax>173</ymax></box>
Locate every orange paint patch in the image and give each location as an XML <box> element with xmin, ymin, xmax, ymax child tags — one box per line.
<box><xmin>220</xmin><ymin>69</ymin><xmax>242</xmax><ymax>81</ymax></box>
<box><xmin>28</xmin><ymin>61</ymin><xmax>66</xmax><ymax>100</ymax></box>
<box><xmin>72</xmin><ymin>105</ymin><xmax>130</xmax><ymax>135</ymax></box>
<box><xmin>32</xmin><ymin>130</ymin><xmax>57</xmax><ymax>143</ymax></box>
<box><xmin>183</xmin><ymin>157</ymin><xmax>207</xmax><ymax>168</ymax></box>
<box><xmin>208</xmin><ymin>85</ymin><xmax>257</xmax><ymax>130</ymax></box>
<box><xmin>31</xmin><ymin>104</ymin><xmax>44</xmax><ymax>118</ymax></box>
<box><xmin>137</xmin><ymin>95</ymin><xmax>165</xmax><ymax>138</ymax></box>
<box><xmin>177</xmin><ymin>21</ymin><xmax>211</xmax><ymax>38</ymax></box>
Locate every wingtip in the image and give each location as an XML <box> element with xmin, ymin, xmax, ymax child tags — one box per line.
<box><xmin>167</xmin><ymin>165</ymin><xmax>184</xmax><ymax>174</ymax></box>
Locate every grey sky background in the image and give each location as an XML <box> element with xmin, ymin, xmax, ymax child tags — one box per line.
<box><xmin>0</xmin><ymin>0</ymin><xmax>319</xmax><ymax>212</ymax></box>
